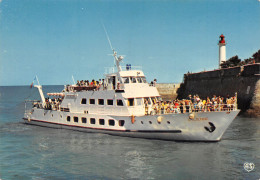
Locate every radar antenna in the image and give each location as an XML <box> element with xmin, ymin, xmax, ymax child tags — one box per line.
<box><xmin>102</xmin><ymin>22</ymin><xmax>123</xmax><ymax>72</ymax></box>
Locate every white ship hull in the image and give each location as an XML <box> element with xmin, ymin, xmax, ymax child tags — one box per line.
<box><xmin>24</xmin><ymin>108</ymin><xmax>239</xmax><ymax>142</ymax></box>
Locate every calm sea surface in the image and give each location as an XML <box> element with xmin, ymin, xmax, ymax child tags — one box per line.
<box><xmin>0</xmin><ymin>86</ymin><xmax>259</xmax><ymax>180</ymax></box>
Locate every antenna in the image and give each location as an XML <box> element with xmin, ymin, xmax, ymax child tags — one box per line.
<box><xmin>102</xmin><ymin>22</ymin><xmax>113</xmax><ymax>51</ymax></box>
<box><xmin>101</xmin><ymin>22</ymin><xmax>123</xmax><ymax>72</ymax></box>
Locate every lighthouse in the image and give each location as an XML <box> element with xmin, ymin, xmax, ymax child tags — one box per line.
<box><xmin>218</xmin><ymin>34</ymin><xmax>226</xmax><ymax>68</ymax></box>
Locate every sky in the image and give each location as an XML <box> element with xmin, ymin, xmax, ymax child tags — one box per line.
<box><xmin>0</xmin><ymin>0</ymin><xmax>259</xmax><ymax>86</ymax></box>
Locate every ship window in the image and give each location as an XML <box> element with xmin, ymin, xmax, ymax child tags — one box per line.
<box><xmin>107</xmin><ymin>99</ymin><xmax>113</xmax><ymax>105</ymax></box>
<box><xmin>74</xmin><ymin>116</ymin><xmax>78</xmax><ymax>123</ymax></box>
<box><xmin>123</xmin><ymin>77</ymin><xmax>130</xmax><ymax>84</ymax></box>
<box><xmin>117</xmin><ymin>99</ymin><xmax>124</xmax><ymax>106</ymax></box>
<box><xmin>109</xmin><ymin>119</ymin><xmax>115</xmax><ymax>126</ymax></box>
<box><xmin>90</xmin><ymin>118</ymin><xmax>95</xmax><ymax>124</ymax></box>
<box><xmin>108</xmin><ymin>77</ymin><xmax>112</xmax><ymax>84</ymax></box>
<box><xmin>81</xmin><ymin>98</ymin><xmax>87</xmax><ymax>104</ymax></box>
<box><xmin>119</xmin><ymin>120</ymin><xmax>125</xmax><ymax>126</ymax></box>
<box><xmin>99</xmin><ymin>119</ymin><xmax>105</xmax><ymax>125</ymax></box>
<box><xmin>141</xmin><ymin>77</ymin><xmax>147</xmax><ymax>83</ymax></box>
<box><xmin>137</xmin><ymin>77</ymin><xmax>142</xmax><ymax>83</ymax></box>
<box><xmin>98</xmin><ymin>99</ymin><xmax>104</xmax><ymax>105</ymax></box>
<box><xmin>144</xmin><ymin>97</ymin><xmax>152</xmax><ymax>105</ymax></box>
<box><xmin>67</xmin><ymin>116</ymin><xmax>70</xmax><ymax>122</ymax></box>
<box><xmin>131</xmin><ymin>77</ymin><xmax>137</xmax><ymax>83</ymax></box>
<box><xmin>82</xmin><ymin>117</ymin><xmax>87</xmax><ymax>123</ymax></box>
<box><xmin>128</xmin><ymin>98</ymin><xmax>134</xmax><ymax>106</ymax></box>
<box><xmin>89</xmin><ymin>99</ymin><xmax>95</xmax><ymax>104</ymax></box>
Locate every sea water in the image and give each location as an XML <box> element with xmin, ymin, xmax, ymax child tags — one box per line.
<box><xmin>0</xmin><ymin>86</ymin><xmax>259</xmax><ymax>180</ymax></box>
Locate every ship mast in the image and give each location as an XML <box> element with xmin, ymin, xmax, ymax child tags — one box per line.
<box><xmin>34</xmin><ymin>76</ymin><xmax>46</xmax><ymax>107</ymax></box>
<box><xmin>102</xmin><ymin>23</ymin><xmax>123</xmax><ymax>72</ymax></box>
<box><xmin>112</xmin><ymin>49</ymin><xmax>123</xmax><ymax>72</ymax></box>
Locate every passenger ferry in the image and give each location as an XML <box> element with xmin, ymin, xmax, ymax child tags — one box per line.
<box><xmin>23</xmin><ymin>49</ymin><xmax>240</xmax><ymax>141</ymax></box>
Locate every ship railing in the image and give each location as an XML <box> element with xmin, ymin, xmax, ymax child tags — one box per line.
<box><xmin>105</xmin><ymin>66</ymin><xmax>142</xmax><ymax>74</ymax></box>
<box><xmin>146</xmin><ymin>103</ymin><xmax>238</xmax><ymax>115</ymax></box>
<box><xmin>24</xmin><ymin>100</ymin><xmax>42</xmax><ymax>114</ymax></box>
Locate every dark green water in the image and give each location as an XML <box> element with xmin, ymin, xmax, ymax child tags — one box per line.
<box><xmin>0</xmin><ymin>86</ymin><xmax>259</xmax><ymax>180</ymax></box>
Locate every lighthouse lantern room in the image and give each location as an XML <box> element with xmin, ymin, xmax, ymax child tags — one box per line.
<box><xmin>218</xmin><ymin>34</ymin><xmax>226</xmax><ymax>68</ymax></box>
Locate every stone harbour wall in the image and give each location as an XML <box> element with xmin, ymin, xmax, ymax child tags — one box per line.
<box><xmin>174</xmin><ymin>63</ymin><xmax>260</xmax><ymax>117</ymax></box>
<box><xmin>247</xmin><ymin>79</ymin><xmax>260</xmax><ymax>117</ymax></box>
<box><xmin>156</xmin><ymin>83</ymin><xmax>180</xmax><ymax>100</ymax></box>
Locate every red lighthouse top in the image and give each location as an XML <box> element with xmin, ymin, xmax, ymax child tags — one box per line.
<box><xmin>219</xmin><ymin>34</ymin><xmax>226</xmax><ymax>44</ymax></box>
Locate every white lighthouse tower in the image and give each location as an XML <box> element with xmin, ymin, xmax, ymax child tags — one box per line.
<box><xmin>218</xmin><ymin>34</ymin><xmax>226</xmax><ymax>68</ymax></box>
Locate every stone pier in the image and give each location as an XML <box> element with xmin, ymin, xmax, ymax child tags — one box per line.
<box><xmin>156</xmin><ymin>83</ymin><xmax>180</xmax><ymax>100</ymax></box>
<box><xmin>247</xmin><ymin>79</ymin><xmax>260</xmax><ymax>117</ymax></box>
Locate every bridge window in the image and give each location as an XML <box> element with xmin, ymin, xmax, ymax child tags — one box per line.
<box><xmin>119</xmin><ymin>120</ymin><xmax>125</xmax><ymax>126</ymax></box>
<box><xmin>98</xmin><ymin>99</ymin><xmax>104</xmax><ymax>105</ymax></box>
<box><xmin>90</xmin><ymin>118</ymin><xmax>95</xmax><ymax>124</ymax></box>
<box><xmin>99</xmin><ymin>119</ymin><xmax>105</xmax><ymax>125</ymax></box>
<box><xmin>141</xmin><ymin>77</ymin><xmax>147</xmax><ymax>83</ymax></box>
<box><xmin>107</xmin><ymin>99</ymin><xmax>113</xmax><ymax>105</ymax></box>
<box><xmin>123</xmin><ymin>77</ymin><xmax>130</xmax><ymax>84</ymax></box>
<box><xmin>117</xmin><ymin>99</ymin><xmax>124</xmax><ymax>106</ymax></box>
<box><xmin>131</xmin><ymin>77</ymin><xmax>137</xmax><ymax>83</ymax></box>
<box><xmin>82</xmin><ymin>117</ymin><xmax>87</xmax><ymax>123</ymax></box>
<box><xmin>81</xmin><ymin>98</ymin><xmax>87</xmax><ymax>104</ymax></box>
<box><xmin>89</xmin><ymin>99</ymin><xmax>95</xmax><ymax>104</ymax></box>
<box><xmin>109</xmin><ymin>119</ymin><xmax>115</xmax><ymax>126</ymax></box>
<box><xmin>128</xmin><ymin>98</ymin><xmax>134</xmax><ymax>106</ymax></box>
<box><xmin>144</xmin><ymin>97</ymin><xmax>152</xmax><ymax>105</ymax></box>
<box><xmin>67</xmin><ymin>116</ymin><xmax>70</xmax><ymax>122</ymax></box>
<box><xmin>74</xmin><ymin>116</ymin><xmax>78</xmax><ymax>123</ymax></box>
<box><xmin>137</xmin><ymin>77</ymin><xmax>142</xmax><ymax>83</ymax></box>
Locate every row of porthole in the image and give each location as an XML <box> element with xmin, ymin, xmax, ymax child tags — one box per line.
<box><xmin>66</xmin><ymin>116</ymin><xmax>125</xmax><ymax>127</ymax></box>
<box><xmin>46</xmin><ymin>113</ymin><xmax>124</xmax><ymax>126</ymax></box>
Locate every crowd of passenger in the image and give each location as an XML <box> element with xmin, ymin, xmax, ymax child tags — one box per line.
<box><xmin>63</xmin><ymin>77</ymin><xmax>159</xmax><ymax>93</ymax></box>
<box><xmin>76</xmin><ymin>79</ymin><xmax>104</xmax><ymax>87</ymax></box>
<box><xmin>37</xmin><ymin>93</ymin><xmax>236</xmax><ymax>114</ymax></box>
<box><xmin>145</xmin><ymin>94</ymin><xmax>237</xmax><ymax>115</ymax></box>
<box><xmin>64</xmin><ymin>79</ymin><xmax>105</xmax><ymax>92</ymax></box>
<box><xmin>44</xmin><ymin>97</ymin><xmax>63</xmax><ymax>110</ymax></box>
